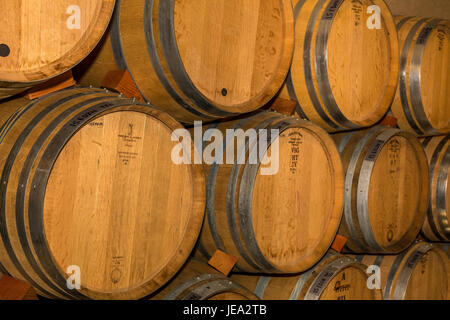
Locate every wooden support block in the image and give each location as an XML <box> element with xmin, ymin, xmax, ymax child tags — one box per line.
<box><xmin>0</xmin><ymin>275</ymin><xmax>38</xmax><ymax>300</ymax></box>
<box><xmin>101</xmin><ymin>70</ymin><xmax>145</xmax><ymax>102</ymax></box>
<box><xmin>380</xmin><ymin>111</ymin><xmax>398</xmax><ymax>128</ymax></box>
<box><xmin>26</xmin><ymin>70</ymin><xmax>76</xmax><ymax>100</ymax></box>
<box><xmin>269</xmin><ymin>97</ymin><xmax>298</xmax><ymax>116</ymax></box>
<box><xmin>208</xmin><ymin>250</ymin><xmax>238</xmax><ymax>276</ymax></box>
<box><xmin>331</xmin><ymin>235</ymin><xmax>348</xmax><ymax>253</ymax></box>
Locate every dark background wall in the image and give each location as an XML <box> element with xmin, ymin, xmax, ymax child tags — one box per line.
<box><xmin>384</xmin><ymin>0</ymin><xmax>450</xmax><ymax>20</ymax></box>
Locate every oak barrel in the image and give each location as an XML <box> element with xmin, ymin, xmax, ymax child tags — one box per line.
<box><xmin>0</xmin><ymin>87</ymin><xmax>205</xmax><ymax>300</ymax></box>
<box><xmin>421</xmin><ymin>136</ymin><xmax>450</xmax><ymax>241</ymax></box>
<box><xmin>333</xmin><ymin>126</ymin><xmax>429</xmax><ymax>253</ymax></box>
<box><xmin>391</xmin><ymin>17</ymin><xmax>450</xmax><ymax>136</ymax></box>
<box><xmin>0</xmin><ymin>1</ymin><xmax>115</xmax><ymax>100</ymax></box>
<box><xmin>355</xmin><ymin>242</ymin><xmax>450</xmax><ymax>300</ymax></box>
<box><xmin>232</xmin><ymin>252</ymin><xmax>382</xmax><ymax>300</ymax></box>
<box><xmin>279</xmin><ymin>0</ymin><xmax>399</xmax><ymax>132</ymax></box>
<box><xmin>195</xmin><ymin>111</ymin><xmax>344</xmax><ymax>274</ymax></box>
<box><xmin>76</xmin><ymin>0</ymin><xmax>295</xmax><ymax>124</ymax></box>
<box><xmin>150</xmin><ymin>259</ymin><xmax>258</xmax><ymax>300</ymax></box>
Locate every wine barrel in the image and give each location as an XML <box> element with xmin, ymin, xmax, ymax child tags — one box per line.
<box><xmin>333</xmin><ymin>126</ymin><xmax>429</xmax><ymax>253</ymax></box>
<box><xmin>355</xmin><ymin>242</ymin><xmax>450</xmax><ymax>300</ymax></box>
<box><xmin>232</xmin><ymin>252</ymin><xmax>381</xmax><ymax>300</ymax></box>
<box><xmin>195</xmin><ymin>111</ymin><xmax>344</xmax><ymax>274</ymax></box>
<box><xmin>0</xmin><ymin>87</ymin><xmax>205</xmax><ymax>300</ymax></box>
<box><xmin>279</xmin><ymin>0</ymin><xmax>399</xmax><ymax>132</ymax></box>
<box><xmin>150</xmin><ymin>259</ymin><xmax>258</xmax><ymax>300</ymax></box>
<box><xmin>421</xmin><ymin>136</ymin><xmax>450</xmax><ymax>241</ymax></box>
<box><xmin>391</xmin><ymin>17</ymin><xmax>450</xmax><ymax>136</ymax></box>
<box><xmin>0</xmin><ymin>1</ymin><xmax>115</xmax><ymax>100</ymax></box>
<box><xmin>76</xmin><ymin>0</ymin><xmax>294</xmax><ymax>124</ymax></box>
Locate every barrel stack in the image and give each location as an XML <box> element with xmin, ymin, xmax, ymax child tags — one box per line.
<box><xmin>386</xmin><ymin>13</ymin><xmax>450</xmax><ymax>299</ymax></box>
<box><xmin>0</xmin><ymin>0</ymin><xmax>449</xmax><ymax>301</ymax></box>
